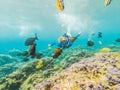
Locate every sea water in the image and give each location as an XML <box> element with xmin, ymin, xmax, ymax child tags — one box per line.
<box><xmin>0</xmin><ymin>0</ymin><xmax>120</xmax><ymax>90</ymax></box>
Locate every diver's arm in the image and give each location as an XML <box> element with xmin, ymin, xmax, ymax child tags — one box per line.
<box><xmin>51</xmin><ymin>43</ymin><xmax>56</xmax><ymax>46</ymax></box>
<box><xmin>48</xmin><ymin>43</ymin><xmax>56</xmax><ymax>50</ymax></box>
<box><xmin>75</xmin><ymin>34</ymin><xmax>80</xmax><ymax>38</ymax></box>
<box><xmin>75</xmin><ymin>31</ymin><xmax>82</xmax><ymax>38</ymax></box>
<box><xmin>48</xmin><ymin>43</ymin><xmax>56</xmax><ymax>47</ymax></box>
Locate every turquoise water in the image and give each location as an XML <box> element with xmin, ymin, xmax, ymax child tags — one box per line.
<box><xmin>0</xmin><ymin>0</ymin><xmax>120</xmax><ymax>70</ymax></box>
<box><xmin>0</xmin><ymin>0</ymin><xmax>120</xmax><ymax>51</ymax></box>
<box><xmin>0</xmin><ymin>0</ymin><xmax>120</xmax><ymax>89</ymax></box>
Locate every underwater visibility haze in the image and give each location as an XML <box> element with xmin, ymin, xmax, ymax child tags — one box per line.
<box><xmin>0</xmin><ymin>0</ymin><xmax>120</xmax><ymax>50</ymax></box>
<box><xmin>0</xmin><ymin>0</ymin><xmax>120</xmax><ymax>90</ymax></box>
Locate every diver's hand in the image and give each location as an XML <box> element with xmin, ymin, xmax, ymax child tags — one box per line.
<box><xmin>48</xmin><ymin>44</ymin><xmax>51</xmax><ymax>50</ymax></box>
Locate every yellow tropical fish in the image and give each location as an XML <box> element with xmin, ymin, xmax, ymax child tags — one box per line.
<box><xmin>36</xmin><ymin>59</ymin><xmax>43</xmax><ymax>69</ymax></box>
<box><xmin>99</xmin><ymin>47</ymin><xmax>111</xmax><ymax>52</ymax></box>
<box><xmin>56</xmin><ymin>0</ymin><xmax>64</xmax><ymax>11</ymax></box>
<box><xmin>104</xmin><ymin>0</ymin><xmax>112</xmax><ymax>6</ymax></box>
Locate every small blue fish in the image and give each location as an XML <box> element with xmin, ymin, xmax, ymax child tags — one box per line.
<box><xmin>98</xmin><ymin>32</ymin><xmax>102</xmax><ymax>38</ymax></box>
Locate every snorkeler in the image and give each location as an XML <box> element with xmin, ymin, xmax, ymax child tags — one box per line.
<box><xmin>48</xmin><ymin>32</ymin><xmax>82</xmax><ymax>58</ymax></box>
<box><xmin>56</xmin><ymin>0</ymin><xmax>64</xmax><ymax>11</ymax></box>
<box><xmin>48</xmin><ymin>31</ymin><xmax>82</xmax><ymax>49</ymax></box>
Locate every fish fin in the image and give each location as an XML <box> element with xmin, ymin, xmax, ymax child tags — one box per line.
<box><xmin>56</xmin><ymin>0</ymin><xmax>64</xmax><ymax>11</ymax></box>
<box><xmin>35</xmin><ymin>33</ymin><xmax>38</xmax><ymax>40</ymax></box>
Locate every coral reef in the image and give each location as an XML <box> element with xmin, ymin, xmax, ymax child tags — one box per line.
<box><xmin>0</xmin><ymin>54</ymin><xmax>18</xmax><ymax>66</ymax></box>
<box><xmin>0</xmin><ymin>63</ymin><xmax>18</xmax><ymax>78</ymax></box>
<box><xmin>8</xmin><ymin>49</ymin><xmax>22</xmax><ymax>56</ymax></box>
<box><xmin>0</xmin><ymin>56</ymin><xmax>54</xmax><ymax>90</ymax></box>
<box><xmin>34</xmin><ymin>52</ymin><xmax>120</xmax><ymax>90</ymax></box>
<box><xmin>35</xmin><ymin>53</ymin><xmax>43</xmax><ymax>59</ymax></box>
<box><xmin>0</xmin><ymin>54</ymin><xmax>19</xmax><ymax>78</ymax></box>
<box><xmin>0</xmin><ymin>45</ymin><xmax>120</xmax><ymax>90</ymax></box>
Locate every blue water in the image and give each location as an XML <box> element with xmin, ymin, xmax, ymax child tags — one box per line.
<box><xmin>0</xmin><ymin>0</ymin><xmax>120</xmax><ymax>72</ymax></box>
<box><xmin>0</xmin><ymin>1</ymin><xmax>120</xmax><ymax>90</ymax></box>
<box><xmin>0</xmin><ymin>0</ymin><xmax>120</xmax><ymax>53</ymax></box>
